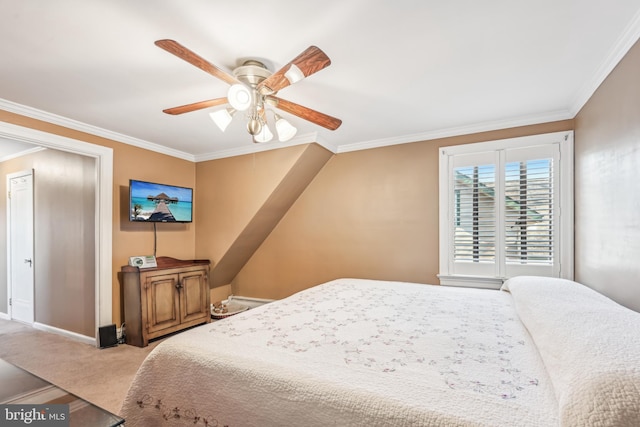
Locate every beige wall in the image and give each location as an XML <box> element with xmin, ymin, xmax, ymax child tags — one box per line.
<box><xmin>232</xmin><ymin>120</ymin><xmax>574</xmax><ymax>299</ymax></box>
<box><xmin>194</xmin><ymin>145</ymin><xmax>313</xmax><ymax>301</ymax></box>
<box><xmin>0</xmin><ymin>110</ymin><xmax>197</xmax><ymax>326</ymax></box>
<box><xmin>195</xmin><ymin>145</ymin><xmax>311</xmax><ymax>268</ymax></box>
<box><xmin>195</xmin><ymin>143</ymin><xmax>332</xmax><ymax>294</ymax></box>
<box><xmin>574</xmin><ymin>39</ymin><xmax>640</xmax><ymax>312</ymax></box>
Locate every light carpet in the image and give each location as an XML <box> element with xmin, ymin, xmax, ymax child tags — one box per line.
<box><xmin>0</xmin><ymin>319</ymin><xmax>157</xmax><ymax>415</ymax></box>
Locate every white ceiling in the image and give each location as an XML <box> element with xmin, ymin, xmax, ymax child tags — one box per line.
<box><xmin>1</xmin><ymin>1</ymin><xmax>640</xmax><ymax>162</ymax></box>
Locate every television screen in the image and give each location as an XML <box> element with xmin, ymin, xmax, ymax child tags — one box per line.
<box><xmin>129</xmin><ymin>179</ymin><xmax>193</xmax><ymax>223</ymax></box>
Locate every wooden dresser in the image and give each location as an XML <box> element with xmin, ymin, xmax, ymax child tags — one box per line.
<box><xmin>121</xmin><ymin>256</ymin><xmax>211</xmax><ymax>347</ymax></box>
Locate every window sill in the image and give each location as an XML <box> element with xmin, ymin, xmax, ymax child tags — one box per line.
<box><xmin>437</xmin><ymin>274</ymin><xmax>504</xmax><ymax>290</ymax></box>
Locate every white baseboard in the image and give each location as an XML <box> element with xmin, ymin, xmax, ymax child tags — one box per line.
<box><xmin>33</xmin><ymin>322</ymin><xmax>97</xmax><ymax>347</ymax></box>
<box><xmin>0</xmin><ymin>312</ymin><xmax>10</xmax><ymax>320</ymax></box>
<box><xmin>225</xmin><ymin>295</ymin><xmax>274</xmax><ymax>308</ymax></box>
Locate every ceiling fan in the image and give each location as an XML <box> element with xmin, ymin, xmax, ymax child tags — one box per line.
<box><xmin>155</xmin><ymin>39</ymin><xmax>342</xmax><ymax>143</ymax></box>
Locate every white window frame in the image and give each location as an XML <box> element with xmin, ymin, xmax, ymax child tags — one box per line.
<box><xmin>438</xmin><ymin>131</ymin><xmax>574</xmax><ymax>289</ymax></box>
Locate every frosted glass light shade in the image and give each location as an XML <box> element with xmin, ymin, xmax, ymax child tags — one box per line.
<box><xmin>275</xmin><ymin>115</ymin><xmax>297</xmax><ymax>142</ymax></box>
<box><xmin>253</xmin><ymin>123</ymin><xmax>273</xmax><ymax>143</ymax></box>
<box><xmin>284</xmin><ymin>64</ymin><xmax>305</xmax><ymax>84</ymax></box>
<box><xmin>227</xmin><ymin>84</ymin><xmax>252</xmax><ymax>111</ymax></box>
<box><xmin>209</xmin><ymin>108</ymin><xmax>235</xmax><ymax>132</ymax></box>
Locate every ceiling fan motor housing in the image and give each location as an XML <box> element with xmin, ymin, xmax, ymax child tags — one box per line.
<box><xmin>228</xmin><ymin>60</ymin><xmax>272</xmax><ymax>112</ymax></box>
<box><xmin>233</xmin><ymin>60</ymin><xmax>272</xmax><ymax>87</ymax></box>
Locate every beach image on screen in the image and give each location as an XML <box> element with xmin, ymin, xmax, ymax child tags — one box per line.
<box><xmin>130</xmin><ymin>180</ymin><xmax>193</xmax><ymax>222</ymax></box>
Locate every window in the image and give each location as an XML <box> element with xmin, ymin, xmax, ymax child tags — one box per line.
<box><xmin>438</xmin><ymin>131</ymin><xmax>573</xmax><ymax>288</ymax></box>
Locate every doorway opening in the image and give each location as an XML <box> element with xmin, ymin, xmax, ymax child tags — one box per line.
<box><xmin>1</xmin><ymin>121</ymin><xmax>113</xmax><ymax>344</ymax></box>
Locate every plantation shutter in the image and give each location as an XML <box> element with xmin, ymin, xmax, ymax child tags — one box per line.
<box><xmin>446</xmin><ymin>144</ymin><xmax>560</xmax><ymax>279</ymax></box>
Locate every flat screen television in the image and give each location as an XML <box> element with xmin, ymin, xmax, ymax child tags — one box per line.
<box><xmin>129</xmin><ymin>179</ymin><xmax>193</xmax><ymax>223</ymax></box>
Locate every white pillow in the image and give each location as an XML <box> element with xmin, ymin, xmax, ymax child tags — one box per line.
<box><xmin>506</xmin><ymin>276</ymin><xmax>640</xmax><ymax>426</ymax></box>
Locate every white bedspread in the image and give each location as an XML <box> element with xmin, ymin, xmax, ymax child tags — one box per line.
<box><xmin>121</xmin><ymin>278</ymin><xmax>559</xmax><ymax>426</ymax></box>
<box><xmin>504</xmin><ymin>276</ymin><xmax>640</xmax><ymax>427</ymax></box>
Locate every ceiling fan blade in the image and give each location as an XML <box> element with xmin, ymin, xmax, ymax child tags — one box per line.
<box><xmin>155</xmin><ymin>39</ymin><xmax>240</xmax><ymax>86</ymax></box>
<box><xmin>257</xmin><ymin>46</ymin><xmax>331</xmax><ymax>95</ymax></box>
<box><xmin>163</xmin><ymin>98</ymin><xmax>228</xmax><ymax>115</ymax></box>
<box><xmin>266</xmin><ymin>96</ymin><xmax>342</xmax><ymax>130</ymax></box>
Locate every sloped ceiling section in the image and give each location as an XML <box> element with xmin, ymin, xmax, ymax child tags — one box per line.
<box><xmin>199</xmin><ymin>143</ymin><xmax>333</xmax><ymax>287</ymax></box>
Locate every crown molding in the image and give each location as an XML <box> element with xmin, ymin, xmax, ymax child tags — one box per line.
<box><xmin>1</xmin><ymin>98</ymin><xmax>338</xmax><ymax>162</ymax></box>
<box><xmin>337</xmin><ymin>109</ymin><xmax>574</xmax><ymax>153</ymax></box>
<box><xmin>569</xmin><ymin>9</ymin><xmax>640</xmax><ymax>116</ymax></box>
<box><xmin>193</xmin><ymin>131</ymin><xmax>337</xmax><ymax>161</ymax></box>
<box><xmin>0</xmin><ymin>95</ymin><xmax>574</xmax><ymax>159</ymax></box>
<box><xmin>0</xmin><ymin>146</ymin><xmax>47</xmax><ymax>162</ymax></box>
<box><xmin>0</xmin><ymin>98</ymin><xmax>196</xmax><ymax>162</ymax></box>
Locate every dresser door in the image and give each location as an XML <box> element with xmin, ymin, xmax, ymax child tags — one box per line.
<box><xmin>145</xmin><ymin>273</ymin><xmax>181</xmax><ymax>333</ymax></box>
<box><xmin>179</xmin><ymin>270</ymin><xmax>209</xmax><ymax>323</ymax></box>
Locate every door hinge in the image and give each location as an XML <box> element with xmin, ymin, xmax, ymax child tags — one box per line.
<box><xmin>7</xmin><ymin>191</ymin><xmax>10</xmax><ymax>199</ymax></box>
<box><xmin>9</xmin><ymin>298</ymin><xmax>11</xmax><ymax>306</ymax></box>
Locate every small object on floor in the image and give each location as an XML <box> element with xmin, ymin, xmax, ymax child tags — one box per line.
<box><xmin>98</xmin><ymin>324</ymin><xmax>118</xmax><ymax>348</ymax></box>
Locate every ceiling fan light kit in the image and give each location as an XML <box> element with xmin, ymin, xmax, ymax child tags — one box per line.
<box><xmin>155</xmin><ymin>39</ymin><xmax>342</xmax><ymax>144</ymax></box>
<box><xmin>253</xmin><ymin>121</ymin><xmax>274</xmax><ymax>143</ymax></box>
<box><xmin>209</xmin><ymin>108</ymin><xmax>235</xmax><ymax>132</ymax></box>
<box><xmin>274</xmin><ymin>113</ymin><xmax>297</xmax><ymax>142</ymax></box>
<box><xmin>227</xmin><ymin>84</ymin><xmax>253</xmax><ymax>111</ymax></box>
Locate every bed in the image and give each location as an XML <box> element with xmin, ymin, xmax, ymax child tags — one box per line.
<box><xmin>120</xmin><ymin>277</ymin><xmax>640</xmax><ymax>426</ymax></box>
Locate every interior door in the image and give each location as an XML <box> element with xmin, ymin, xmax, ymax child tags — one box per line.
<box><xmin>8</xmin><ymin>171</ymin><xmax>34</xmax><ymax>324</ymax></box>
